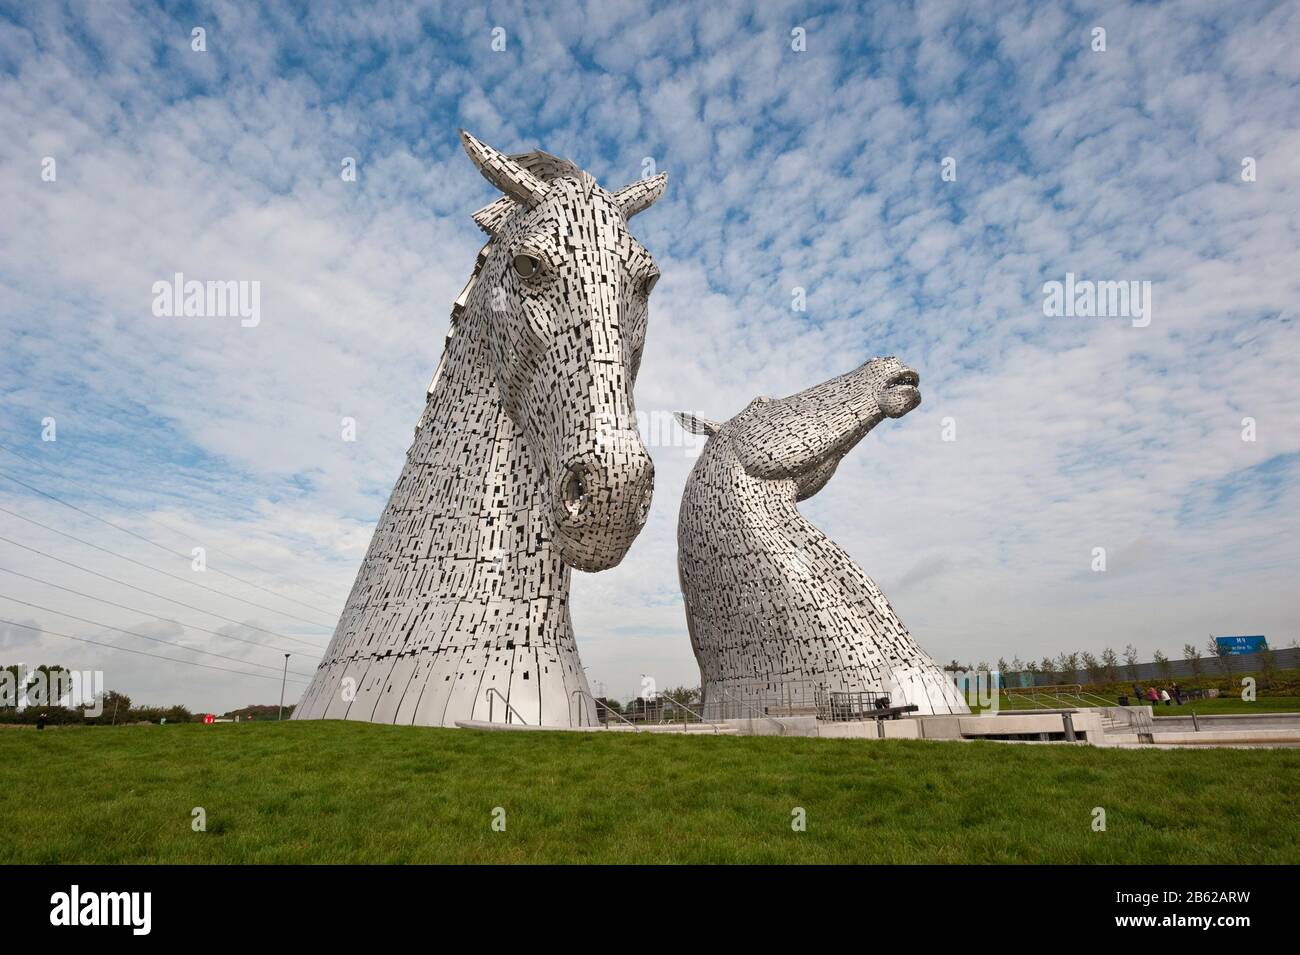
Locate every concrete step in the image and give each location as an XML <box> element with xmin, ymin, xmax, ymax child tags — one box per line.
<box><xmin>626</xmin><ymin>723</ymin><xmax>740</xmax><ymax>734</ymax></box>
<box><xmin>455</xmin><ymin>719</ymin><xmax>738</xmax><ymax>735</ymax></box>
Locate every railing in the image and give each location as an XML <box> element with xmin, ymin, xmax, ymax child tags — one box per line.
<box><xmin>998</xmin><ymin>685</ymin><xmax>1170</xmax><ymax>743</ymax></box>
<box><xmin>700</xmin><ymin>678</ymin><xmax>831</xmax><ymax>721</ymax></box>
<box><xmin>1092</xmin><ymin>703</ymin><xmax>1155</xmax><ymax>740</ymax></box>
<box><xmin>823</xmin><ymin>690</ymin><xmax>895</xmax><ymax>721</ymax></box>
<box><xmin>1000</xmin><ymin>684</ymin><xmax>1120</xmax><ymax>711</ymax></box>
<box><xmin>657</xmin><ymin>693</ymin><xmax>721</xmax><ymax>734</ymax></box>
<box><xmin>716</xmin><ymin>686</ymin><xmax>787</xmax><ymax>735</ymax></box>
<box><xmin>571</xmin><ymin>689</ymin><xmax>639</xmax><ymax>733</ymax></box>
<box><xmin>1127</xmin><ymin>705</ymin><xmax>1154</xmax><ymax>742</ymax></box>
<box><xmin>483</xmin><ymin>687</ymin><xmax>529</xmax><ymax>726</ymax></box>
<box><xmin>1002</xmin><ymin>683</ymin><xmax>1082</xmax><ymax>708</ymax></box>
<box><xmin>1077</xmin><ymin>689</ymin><xmax>1123</xmax><ymax>708</ymax></box>
<box><xmin>819</xmin><ymin>691</ymin><xmax>922</xmax><ymax>723</ymax></box>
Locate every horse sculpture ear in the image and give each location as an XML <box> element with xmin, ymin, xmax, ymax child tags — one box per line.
<box><xmin>674</xmin><ymin>411</ymin><xmax>720</xmax><ymax>437</ymax></box>
<box><xmin>460</xmin><ymin>129</ymin><xmax>550</xmax><ymax>206</ymax></box>
<box><xmin>471</xmin><ymin>196</ymin><xmax>516</xmax><ymax>236</ymax></box>
<box><xmin>611</xmin><ymin>173</ymin><xmax>668</xmax><ymax>219</ymax></box>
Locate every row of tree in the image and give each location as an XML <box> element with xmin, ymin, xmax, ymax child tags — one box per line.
<box><xmin>0</xmin><ymin>664</ymin><xmax>284</xmax><ymax>725</ymax></box>
<box><xmin>945</xmin><ymin>638</ymin><xmax>1294</xmax><ymax>685</ymax></box>
<box><xmin>0</xmin><ymin>688</ymin><xmax>196</xmax><ymax>725</ymax></box>
<box><xmin>595</xmin><ymin>685</ymin><xmax>702</xmax><ymax>718</ymax></box>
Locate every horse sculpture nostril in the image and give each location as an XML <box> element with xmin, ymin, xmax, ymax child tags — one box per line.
<box><xmin>562</xmin><ymin>465</ymin><xmax>588</xmax><ymax>517</ymax></box>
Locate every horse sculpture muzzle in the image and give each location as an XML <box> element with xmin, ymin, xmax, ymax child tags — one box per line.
<box><xmin>552</xmin><ymin>443</ymin><xmax>655</xmax><ymax>572</ymax></box>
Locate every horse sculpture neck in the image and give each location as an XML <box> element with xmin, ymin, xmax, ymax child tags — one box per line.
<box><xmin>419</xmin><ymin>286</ymin><xmax>572</xmax><ymax>609</ymax></box>
<box><xmin>292</xmin><ymin>260</ymin><xmax>593</xmax><ymax>728</ymax></box>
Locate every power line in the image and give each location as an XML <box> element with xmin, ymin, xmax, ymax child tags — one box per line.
<box><xmin>0</xmin><ymin>563</ymin><xmax>308</xmax><ymax>656</ymax></box>
<box><xmin>0</xmin><ymin>462</ymin><xmax>341</xmax><ymax>623</ymax></box>
<box><xmin>0</xmin><ymin>504</ymin><xmax>333</xmax><ymax>631</ymax></box>
<box><xmin>0</xmin><ymin>441</ymin><xmax>347</xmax><ymax>605</ymax></box>
<box><xmin>0</xmin><ymin>593</ymin><xmax>314</xmax><ymax>677</ymax></box>
<box><xmin>0</xmin><ymin>534</ymin><xmax>328</xmax><ymax>649</ymax></box>
<box><xmin>0</xmin><ymin>616</ymin><xmax>309</xmax><ymax>686</ymax></box>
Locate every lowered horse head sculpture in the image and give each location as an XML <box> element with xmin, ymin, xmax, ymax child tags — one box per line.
<box><xmin>295</xmin><ymin>131</ymin><xmax>667</xmax><ymax>728</ymax></box>
<box><xmin>675</xmin><ymin>356</ymin><xmax>969</xmax><ymax>716</ymax></box>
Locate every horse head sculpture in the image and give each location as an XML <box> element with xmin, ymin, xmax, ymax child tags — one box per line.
<box><xmin>675</xmin><ymin>357</ymin><xmax>969</xmax><ymax>716</ymax></box>
<box><xmin>295</xmin><ymin>132</ymin><xmax>668</xmax><ymax>727</ymax></box>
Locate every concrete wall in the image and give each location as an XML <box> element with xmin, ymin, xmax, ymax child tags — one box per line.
<box><xmin>721</xmin><ymin>716</ymin><xmax>819</xmax><ymax>737</ymax></box>
<box><xmin>814</xmin><ymin>719</ymin><xmax>923</xmax><ymax>739</ymax></box>
<box><xmin>807</xmin><ymin>711</ymin><xmax>1104</xmax><ymax>743</ymax></box>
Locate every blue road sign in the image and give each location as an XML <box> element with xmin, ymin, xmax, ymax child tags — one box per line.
<box><xmin>1214</xmin><ymin>635</ymin><xmax>1267</xmax><ymax>655</ymax></box>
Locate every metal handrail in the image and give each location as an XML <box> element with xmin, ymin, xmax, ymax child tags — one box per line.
<box><xmin>1130</xmin><ymin>705</ymin><xmax>1154</xmax><ymax>742</ymax></box>
<box><xmin>484</xmin><ymin>687</ymin><xmax>529</xmax><ymax>726</ymax></box>
<box><xmin>1099</xmin><ymin>703</ymin><xmax>1154</xmax><ymax>735</ymax></box>
<box><xmin>1004</xmin><ymin>685</ymin><xmax>1160</xmax><ymax>714</ymax></box>
<box><xmin>716</xmin><ymin>686</ymin><xmax>786</xmax><ymax>735</ymax></box>
<box><xmin>1005</xmin><ymin>683</ymin><xmax>1085</xmax><ymax>699</ymax></box>
<box><xmin>1001</xmin><ymin>685</ymin><xmax>1096</xmax><ymax>711</ymax></box>
<box><xmin>677</xmin><ymin>677</ymin><xmax>832</xmax><ymax>718</ymax></box>
<box><xmin>656</xmin><ymin>693</ymin><xmax>720</xmax><ymax>734</ymax></box>
<box><xmin>571</xmin><ymin>688</ymin><xmax>639</xmax><ymax>733</ymax></box>
<box><xmin>1077</xmin><ymin>690</ymin><xmax>1122</xmax><ymax>708</ymax></box>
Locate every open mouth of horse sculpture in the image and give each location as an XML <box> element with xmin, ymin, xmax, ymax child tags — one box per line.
<box><xmin>293</xmin><ymin>131</ymin><xmax>667</xmax><ymax>728</ymax></box>
<box><xmin>878</xmin><ymin>368</ymin><xmax>921</xmax><ymax>417</ymax></box>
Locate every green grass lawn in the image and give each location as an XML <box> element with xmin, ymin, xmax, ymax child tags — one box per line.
<box><xmin>1</xmin><ymin>721</ymin><xmax>1296</xmax><ymax>864</ymax></box>
<box><xmin>1149</xmin><ymin>696</ymin><xmax>1300</xmax><ymax>716</ymax></box>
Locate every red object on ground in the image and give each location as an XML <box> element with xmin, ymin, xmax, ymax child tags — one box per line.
<box><xmin>204</xmin><ymin>714</ymin><xmax>214</xmax><ymax>724</ymax></box>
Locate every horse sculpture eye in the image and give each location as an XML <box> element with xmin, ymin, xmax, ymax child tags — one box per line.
<box><xmin>512</xmin><ymin>254</ymin><xmax>541</xmax><ymax>279</ymax></box>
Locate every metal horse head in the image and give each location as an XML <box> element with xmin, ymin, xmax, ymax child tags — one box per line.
<box><xmin>673</xmin><ymin>357</ymin><xmax>967</xmax><ymax>717</ymax></box>
<box><xmin>459</xmin><ymin>131</ymin><xmax>667</xmax><ymax>571</ymax></box>
<box><xmin>675</xmin><ymin>356</ymin><xmax>921</xmax><ymax>498</ymax></box>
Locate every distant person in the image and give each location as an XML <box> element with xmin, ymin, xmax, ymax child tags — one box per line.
<box><xmin>1172</xmin><ymin>682</ymin><xmax>1182</xmax><ymax>705</ymax></box>
<box><xmin>1147</xmin><ymin>686</ymin><xmax>1159</xmax><ymax>703</ymax></box>
<box><xmin>1132</xmin><ymin>683</ymin><xmax>1142</xmax><ymax>701</ymax></box>
<box><xmin>1159</xmin><ymin>687</ymin><xmax>1171</xmax><ymax>706</ymax></box>
<box><xmin>35</xmin><ymin>712</ymin><xmax>47</xmax><ymax>731</ymax></box>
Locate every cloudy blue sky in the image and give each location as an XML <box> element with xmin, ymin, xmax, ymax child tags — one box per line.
<box><xmin>1</xmin><ymin>0</ymin><xmax>1297</xmax><ymax>712</ymax></box>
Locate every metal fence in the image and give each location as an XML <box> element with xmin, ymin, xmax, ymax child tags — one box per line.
<box><xmin>695</xmin><ymin>678</ymin><xmax>882</xmax><ymax>722</ymax></box>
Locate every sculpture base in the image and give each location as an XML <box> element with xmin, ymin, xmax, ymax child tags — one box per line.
<box><xmin>701</xmin><ymin>669</ymin><xmax>970</xmax><ymax>720</ymax></box>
